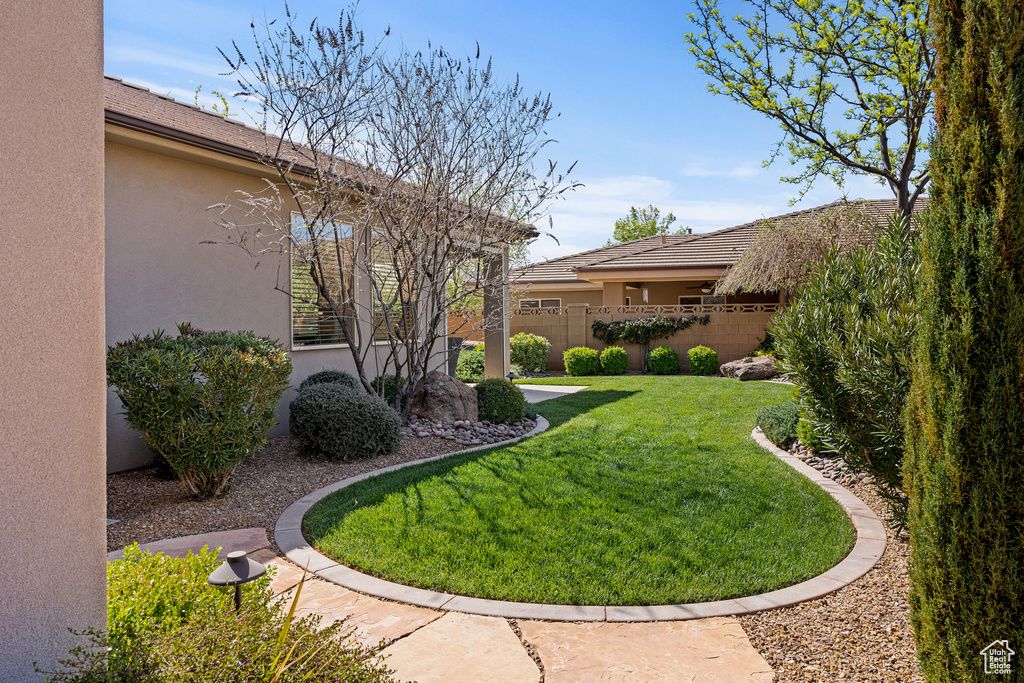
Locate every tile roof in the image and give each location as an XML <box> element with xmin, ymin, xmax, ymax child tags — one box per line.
<box><xmin>517</xmin><ymin>197</ymin><xmax>926</xmax><ymax>282</ymax></box>
<box><xmin>103</xmin><ymin>76</ymin><xmax>536</xmax><ymax>236</ymax></box>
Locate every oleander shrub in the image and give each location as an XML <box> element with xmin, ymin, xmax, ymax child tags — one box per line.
<box><xmin>455</xmin><ymin>346</ymin><xmax>485</xmax><ymax>382</ymax></box>
<box><xmin>756</xmin><ymin>401</ymin><xmax>800</xmax><ymax>448</ymax></box>
<box><xmin>299</xmin><ymin>369</ymin><xmax>362</xmax><ymax>393</ymax></box>
<box><xmin>600</xmin><ymin>346</ymin><xmax>629</xmax><ymax>375</ymax></box>
<box><xmin>773</xmin><ymin>216</ymin><xmax>916</xmax><ymax>524</ymax></box>
<box><xmin>106</xmin><ymin>323</ymin><xmax>292</xmax><ymax>498</ymax></box>
<box><xmin>475</xmin><ymin>378</ymin><xmax>526</xmax><ymax>423</ymax></box>
<box><xmin>647</xmin><ymin>346</ymin><xmax>679</xmax><ymax>375</ymax></box>
<box><xmin>289</xmin><ymin>384</ymin><xmax>401</xmax><ymax>460</ymax></box>
<box><xmin>563</xmin><ymin>347</ymin><xmax>600</xmax><ymax>376</ymax></box>
<box><xmin>370</xmin><ymin>374</ymin><xmax>406</xmax><ymax>404</ymax></box>
<box><xmin>41</xmin><ymin>545</ymin><xmax>398</xmax><ymax>683</ymax></box>
<box><xmin>509</xmin><ymin>333</ymin><xmax>551</xmax><ymax>372</ymax></box>
<box><xmin>687</xmin><ymin>345</ymin><xmax>719</xmax><ymax>376</ymax></box>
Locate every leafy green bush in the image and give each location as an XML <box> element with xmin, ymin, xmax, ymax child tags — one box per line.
<box><xmin>299</xmin><ymin>369</ymin><xmax>361</xmax><ymax>393</ymax></box>
<box><xmin>600</xmin><ymin>346</ymin><xmax>629</xmax><ymax>375</ymax></box>
<box><xmin>524</xmin><ymin>403</ymin><xmax>539</xmax><ymax>421</ymax></box>
<box><xmin>106</xmin><ymin>323</ymin><xmax>292</xmax><ymax>497</ymax></box>
<box><xmin>797</xmin><ymin>413</ymin><xmax>827</xmax><ymax>452</ymax></box>
<box><xmin>509</xmin><ymin>333</ymin><xmax>551</xmax><ymax>372</ymax></box>
<box><xmin>749</xmin><ymin>332</ymin><xmax>776</xmax><ymax>358</ymax></box>
<box><xmin>563</xmin><ymin>347</ymin><xmax>600</xmax><ymax>376</ymax></box>
<box><xmin>647</xmin><ymin>346</ymin><xmax>679</xmax><ymax>375</ymax></box>
<box><xmin>475</xmin><ymin>378</ymin><xmax>526</xmax><ymax>423</ymax></box>
<box><xmin>687</xmin><ymin>345</ymin><xmax>719</xmax><ymax>375</ymax></box>
<box><xmin>455</xmin><ymin>346</ymin><xmax>485</xmax><ymax>382</ymax></box>
<box><xmin>42</xmin><ymin>545</ymin><xmax>397</xmax><ymax>683</ymax></box>
<box><xmin>773</xmin><ymin>216</ymin><xmax>916</xmax><ymax>523</ymax></box>
<box><xmin>370</xmin><ymin>374</ymin><xmax>406</xmax><ymax>404</ymax></box>
<box><xmin>289</xmin><ymin>384</ymin><xmax>401</xmax><ymax>460</ymax></box>
<box><xmin>756</xmin><ymin>401</ymin><xmax>800</xmax><ymax>447</ymax></box>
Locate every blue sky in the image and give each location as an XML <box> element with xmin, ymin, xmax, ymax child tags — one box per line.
<box><xmin>105</xmin><ymin>0</ymin><xmax>895</xmax><ymax>262</ymax></box>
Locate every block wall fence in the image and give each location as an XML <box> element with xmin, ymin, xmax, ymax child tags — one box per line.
<box><xmin>451</xmin><ymin>303</ymin><xmax>781</xmax><ymax>372</ymax></box>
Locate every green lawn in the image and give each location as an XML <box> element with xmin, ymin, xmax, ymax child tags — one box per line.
<box><xmin>304</xmin><ymin>376</ymin><xmax>854</xmax><ymax>605</ymax></box>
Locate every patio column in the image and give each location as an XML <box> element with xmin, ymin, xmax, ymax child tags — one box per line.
<box><xmin>483</xmin><ymin>246</ymin><xmax>510</xmax><ymax>378</ymax></box>
<box><xmin>603</xmin><ymin>281</ymin><xmax>627</xmax><ymax>307</ymax></box>
<box><xmin>0</xmin><ymin>0</ymin><xmax>107</xmax><ymax>680</ymax></box>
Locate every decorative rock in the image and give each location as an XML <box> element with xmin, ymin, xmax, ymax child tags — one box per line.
<box><xmin>720</xmin><ymin>356</ymin><xmax>780</xmax><ymax>381</ymax></box>
<box><xmin>409</xmin><ymin>371</ymin><xmax>479</xmax><ymax>422</ymax></box>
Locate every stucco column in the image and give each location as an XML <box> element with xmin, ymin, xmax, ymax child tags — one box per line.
<box><xmin>603</xmin><ymin>281</ymin><xmax>627</xmax><ymax>307</ymax></box>
<box><xmin>0</xmin><ymin>1</ymin><xmax>107</xmax><ymax>680</ymax></box>
<box><xmin>483</xmin><ymin>247</ymin><xmax>510</xmax><ymax>378</ymax></box>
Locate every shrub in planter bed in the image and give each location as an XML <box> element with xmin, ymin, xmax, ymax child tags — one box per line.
<box><xmin>455</xmin><ymin>346</ymin><xmax>485</xmax><ymax>382</ymax></box>
<box><xmin>687</xmin><ymin>345</ymin><xmax>719</xmax><ymax>376</ymax></box>
<box><xmin>647</xmin><ymin>346</ymin><xmax>679</xmax><ymax>375</ymax></box>
<box><xmin>106</xmin><ymin>323</ymin><xmax>292</xmax><ymax>498</ymax></box>
<box><xmin>509</xmin><ymin>332</ymin><xmax>551</xmax><ymax>372</ymax></box>
<box><xmin>290</xmin><ymin>384</ymin><xmax>401</xmax><ymax>460</ymax></box>
<box><xmin>564</xmin><ymin>346</ymin><xmax>600</xmax><ymax>376</ymax></box>
<box><xmin>475</xmin><ymin>378</ymin><xmax>526</xmax><ymax>423</ymax></box>
<box><xmin>600</xmin><ymin>346</ymin><xmax>628</xmax><ymax>375</ymax></box>
<box><xmin>299</xmin><ymin>369</ymin><xmax>362</xmax><ymax>392</ymax></box>
<box><xmin>41</xmin><ymin>545</ymin><xmax>397</xmax><ymax>683</ymax></box>
<box><xmin>370</xmin><ymin>374</ymin><xmax>406</xmax><ymax>404</ymax></box>
<box><xmin>797</xmin><ymin>412</ymin><xmax>827</xmax><ymax>452</ymax></box>
<box><xmin>756</xmin><ymin>401</ymin><xmax>800</xmax><ymax>447</ymax></box>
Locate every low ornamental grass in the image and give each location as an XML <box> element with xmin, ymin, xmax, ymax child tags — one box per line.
<box><xmin>305</xmin><ymin>376</ymin><xmax>854</xmax><ymax>605</ymax></box>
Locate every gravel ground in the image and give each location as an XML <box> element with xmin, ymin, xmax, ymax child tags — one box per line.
<box><xmin>106</xmin><ymin>435</ymin><xmax>465</xmax><ymax>554</ymax></box>
<box><xmin>739</xmin><ymin>480</ymin><xmax>924</xmax><ymax>682</ymax></box>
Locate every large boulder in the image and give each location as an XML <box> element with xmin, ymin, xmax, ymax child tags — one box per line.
<box><xmin>410</xmin><ymin>371</ymin><xmax>479</xmax><ymax>422</ymax></box>
<box><xmin>720</xmin><ymin>355</ymin><xmax>780</xmax><ymax>381</ymax></box>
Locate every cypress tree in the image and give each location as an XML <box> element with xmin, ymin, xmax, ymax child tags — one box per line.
<box><xmin>905</xmin><ymin>0</ymin><xmax>1024</xmax><ymax>680</ymax></box>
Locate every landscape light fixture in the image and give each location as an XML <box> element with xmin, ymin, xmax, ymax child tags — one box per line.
<box><xmin>506</xmin><ymin>372</ymin><xmax>516</xmax><ymax>381</ymax></box>
<box><xmin>208</xmin><ymin>550</ymin><xmax>267</xmax><ymax>611</ymax></box>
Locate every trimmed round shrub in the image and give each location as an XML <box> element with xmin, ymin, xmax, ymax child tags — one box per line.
<box><xmin>106</xmin><ymin>323</ymin><xmax>292</xmax><ymax>498</ymax></box>
<box><xmin>455</xmin><ymin>346</ymin><xmax>485</xmax><ymax>382</ymax></box>
<box><xmin>756</xmin><ymin>401</ymin><xmax>800</xmax><ymax>448</ymax></box>
<box><xmin>289</xmin><ymin>384</ymin><xmax>401</xmax><ymax>460</ymax></box>
<box><xmin>600</xmin><ymin>346</ymin><xmax>628</xmax><ymax>375</ymax></box>
<box><xmin>509</xmin><ymin>332</ymin><xmax>551</xmax><ymax>372</ymax></box>
<box><xmin>687</xmin><ymin>345</ymin><xmax>719</xmax><ymax>376</ymax></box>
<box><xmin>370</xmin><ymin>374</ymin><xmax>406</xmax><ymax>404</ymax></box>
<box><xmin>648</xmin><ymin>346</ymin><xmax>679</xmax><ymax>375</ymax></box>
<box><xmin>797</xmin><ymin>413</ymin><xmax>827</xmax><ymax>452</ymax></box>
<box><xmin>564</xmin><ymin>346</ymin><xmax>600</xmax><ymax>376</ymax></box>
<box><xmin>475</xmin><ymin>378</ymin><xmax>526</xmax><ymax>423</ymax></box>
<box><xmin>299</xmin><ymin>369</ymin><xmax>361</xmax><ymax>393</ymax></box>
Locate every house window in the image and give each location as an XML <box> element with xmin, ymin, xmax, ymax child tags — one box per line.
<box><xmin>624</xmin><ymin>297</ymin><xmax>631</xmax><ymax>306</ymax></box>
<box><xmin>679</xmin><ymin>296</ymin><xmax>702</xmax><ymax>305</ymax></box>
<box><xmin>369</xmin><ymin>258</ymin><xmax>416</xmax><ymax>342</ymax></box>
<box><xmin>291</xmin><ymin>215</ymin><xmax>355</xmax><ymax>348</ymax></box>
<box><xmin>520</xmin><ymin>298</ymin><xmax>561</xmax><ymax>308</ymax></box>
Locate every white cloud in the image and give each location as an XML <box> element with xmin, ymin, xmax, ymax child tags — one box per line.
<box><xmin>107</xmin><ymin>45</ymin><xmax>228</xmax><ymax>81</ymax></box>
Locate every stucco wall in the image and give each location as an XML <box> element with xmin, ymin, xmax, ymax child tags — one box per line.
<box><xmin>105</xmin><ymin>138</ymin><xmax>444</xmax><ymax>472</ymax></box>
<box><xmin>0</xmin><ymin>1</ymin><xmax>107</xmax><ymax>679</ymax></box>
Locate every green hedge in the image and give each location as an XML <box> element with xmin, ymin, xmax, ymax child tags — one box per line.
<box><xmin>475</xmin><ymin>378</ymin><xmax>526</xmax><ymax>423</ymax></box>
<box><xmin>300</xmin><ymin>369</ymin><xmax>361</xmax><ymax>392</ymax></box>
<box><xmin>106</xmin><ymin>323</ymin><xmax>292</xmax><ymax>498</ymax></box>
<box><xmin>509</xmin><ymin>333</ymin><xmax>551</xmax><ymax>372</ymax></box>
<box><xmin>455</xmin><ymin>346</ymin><xmax>485</xmax><ymax>382</ymax></box>
<box><xmin>756</xmin><ymin>401</ymin><xmax>800</xmax><ymax>448</ymax></box>
<box><xmin>647</xmin><ymin>346</ymin><xmax>679</xmax><ymax>375</ymax></box>
<box><xmin>600</xmin><ymin>346</ymin><xmax>628</xmax><ymax>375</ymax></box>
<box><xmin>564</xmin><ymin>347</ymin><xmax>600</xmax><ymax>376</ymax></box>
<box><xmin>687</xmin><ymin>345</ymin><xmax>719</xmax><ymax>376</ymax></box>
<box><xmin>290</xmin><ymin>384</ymin><xmax>401</xmax><ymax>460</ymax></box>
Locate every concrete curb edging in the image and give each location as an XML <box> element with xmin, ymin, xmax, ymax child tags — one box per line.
<box><xmin>274</xmin><ymin>419</ymin><xmax>887</xmax><ymax>623</ymax></box>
